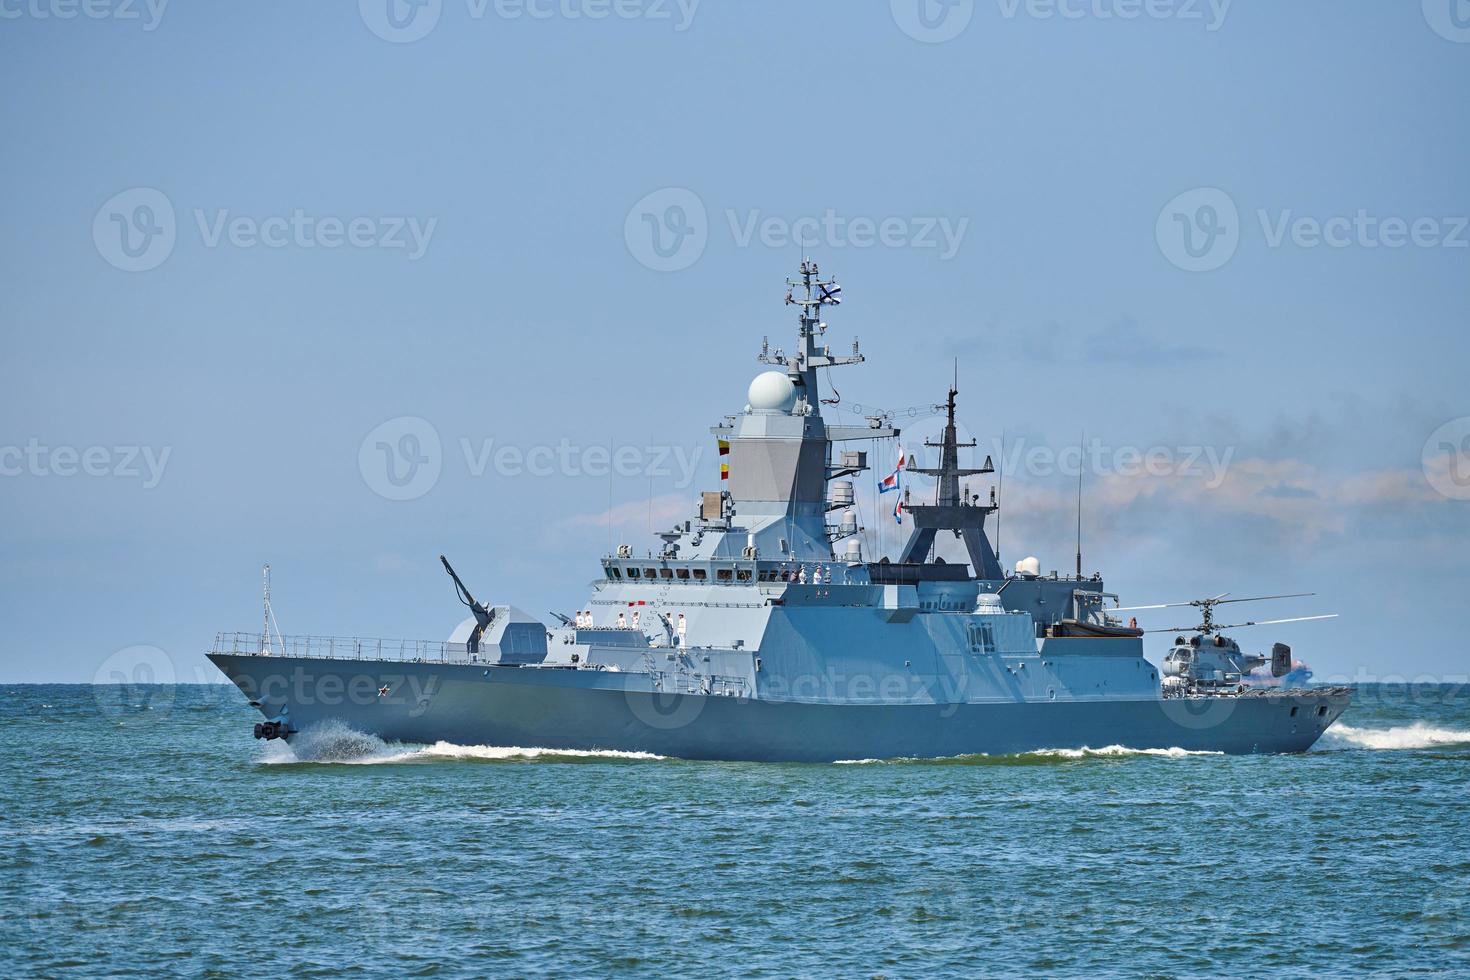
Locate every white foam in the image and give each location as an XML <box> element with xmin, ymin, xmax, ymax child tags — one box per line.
<box><xmin>1321</xmin><ymin>723</ymin><xmax>1470</xmax><ymax>751</ymax></box>
<box><xmin>1029</xmin><ymin>745</ymin><xmax>1223</xmax><ymax>759</ymax></box>
<box><xmin>413</xmin><ymin>742</ymin><xmax>665</xmax><ymax>762</ymax></box>
<box><xmin>833</xmin><ymin>745</ymin><xmax>1221</xmax><ymax>764</ymax></box>
<box><xmin>258</xmin><ymin>721</ymin><xmax>664</xmax><ymax>764</ymax></box>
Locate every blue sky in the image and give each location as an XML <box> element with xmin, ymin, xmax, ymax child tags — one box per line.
<box><xmin>2</xmin><ymin>0</ymin><xmax>1467</xmax><ymax>683</ymax></box>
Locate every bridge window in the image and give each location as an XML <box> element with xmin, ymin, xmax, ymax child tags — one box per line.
<box><xmin>692</xmin><ymin>569</ymin><xmax>707</xmax><ymax>581</ymax></box>
<box><xmin>645</xmin><ymin>569</ymin><xmax>658</xmax><ymax>580</ymax></box>
<box><xmin>717</xmin><ymin>569</ymin><xmax>733</xmax><ymax>582</ymax></box>
<box><xmin>676</xmin><ymin>568</ymin><xmax>690</xmax><ymax>580</ymax></box>
<box><xmin>627</xmin><ymin>568</ymin><xmax>641</xmax><ymax>579</ymax></box>
<box><xmin>660</xmin><ymin>568</ymin><xmax>673</xmax><ymax>580</ymax></box>
<box><xmin>607</xmin><ymin>567</ymin><xmax>621</xmax><ymax>580</ymax></box>
<box><xmin>737</xmin><ymin>569</ymin><xmax>752</xmax><ymax>582</ymax></box>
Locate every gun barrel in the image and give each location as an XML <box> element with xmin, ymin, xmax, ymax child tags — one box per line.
<box><xmin>440</xmin><ymin>554</ymin><xmax>480</xmax><ymax>609</ymax></box>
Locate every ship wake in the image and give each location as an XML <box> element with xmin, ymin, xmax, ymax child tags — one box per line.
<box><xmin>1318</xmin><ymin>723</ymin><xmax>1470</xmax><ymax>751</ymax></box>
<box><xmin>259</xmin><ymin>720</ymin><xmax>665</xmax><ymax>765</ymax></box>
<box><xmin>835</xmin><ymin>746</ymin><xmax>1224</xmax><ymax>765</ymax></box>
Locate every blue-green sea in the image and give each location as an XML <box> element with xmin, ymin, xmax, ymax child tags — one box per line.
<box><xmin>5</xmin><ymin>683</ymin><xmax>1469</xmax><ymax>977</ymax></box>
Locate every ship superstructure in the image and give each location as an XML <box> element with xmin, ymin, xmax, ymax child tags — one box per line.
<box><xmin>210</xmin><ymin>262</ymin><xmax>1351</xmax><ymax>761</ymax></box>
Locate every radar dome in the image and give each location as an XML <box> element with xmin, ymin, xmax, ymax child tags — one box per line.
<box><xmin>747</xmin><ymin>371</ymin><xmax>797</xmax><ymax>412</ymax></box>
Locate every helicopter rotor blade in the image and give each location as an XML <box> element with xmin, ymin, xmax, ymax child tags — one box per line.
<box><xmin>1209</xmin><ymin>614</ymin><xmax>1338</xmax><ymax>631</ymax></box>
<box><xmin>1210</xmin><ymin>592</ymin><xmax>1315</xmax><ymax>606</ymax></box>
<box><xmin>1116</xmin><ymin>592</ymin><xmax>1314</xmax><ymax>613</ymax></box>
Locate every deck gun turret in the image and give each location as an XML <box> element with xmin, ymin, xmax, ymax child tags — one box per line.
<box><xmin>440</xmin><ymin>554</ymin><xmax>494</xmax><ymax>652</ymax></box>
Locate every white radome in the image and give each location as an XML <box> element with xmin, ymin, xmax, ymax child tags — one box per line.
<box><xmin>747</xmin><ymin>371</ymin><xmax>797</xmax><ymax>412</ymax></box>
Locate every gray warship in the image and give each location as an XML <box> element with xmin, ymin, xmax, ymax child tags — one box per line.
<box><xmin>210</xmin><ymin>261</ymin><xmax>1352</xmax><ymax>761</ymax></box>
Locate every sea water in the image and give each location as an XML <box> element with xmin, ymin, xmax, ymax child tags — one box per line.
<box><xmin>4</xmin><ymin>683</ymin><xmax>1469</xmax><ymax>976</ymax></box>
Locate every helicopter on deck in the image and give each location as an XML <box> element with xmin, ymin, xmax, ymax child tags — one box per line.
<box><xmin>1109</xmin><ymin>593</ymin><xmax>1338</xmax><ymax>697</ymax></box>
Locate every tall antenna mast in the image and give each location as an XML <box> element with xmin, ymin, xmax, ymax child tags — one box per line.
<box><xmin>995</xmin><ymin>431</ymin><xmax>1005</xmax><ymax>567</ymax></box>
<box><xmin>261</xmin><ymin>563</ymin><xmax>273</xmax><ymax>655</ymax></box>
<box><xmin>1075</xmin><ymin>432</ymin><xmax>1084</xmax><ymax>579</ymax></box>
<box><xmin>767</xmin><ymin>259</ymin><xmax>862</xmax><ymax>413</ymax></box>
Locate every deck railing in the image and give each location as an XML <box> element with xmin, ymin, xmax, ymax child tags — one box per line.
<box><xmin>211</xmin><ymin>631</ymin><xmax>465</xmax><ymax>663</ymax></box>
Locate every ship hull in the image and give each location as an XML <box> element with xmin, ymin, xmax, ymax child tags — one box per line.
<box><xmin>210</xmin><ymin>654</ymin><xmax>1352</xmax><ymax>761</ymax></box>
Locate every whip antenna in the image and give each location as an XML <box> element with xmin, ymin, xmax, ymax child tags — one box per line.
<box><xmin>1075</xmin><ymin>431</ymin><xmax>1084</xmax><ymax>579</ymax></box>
